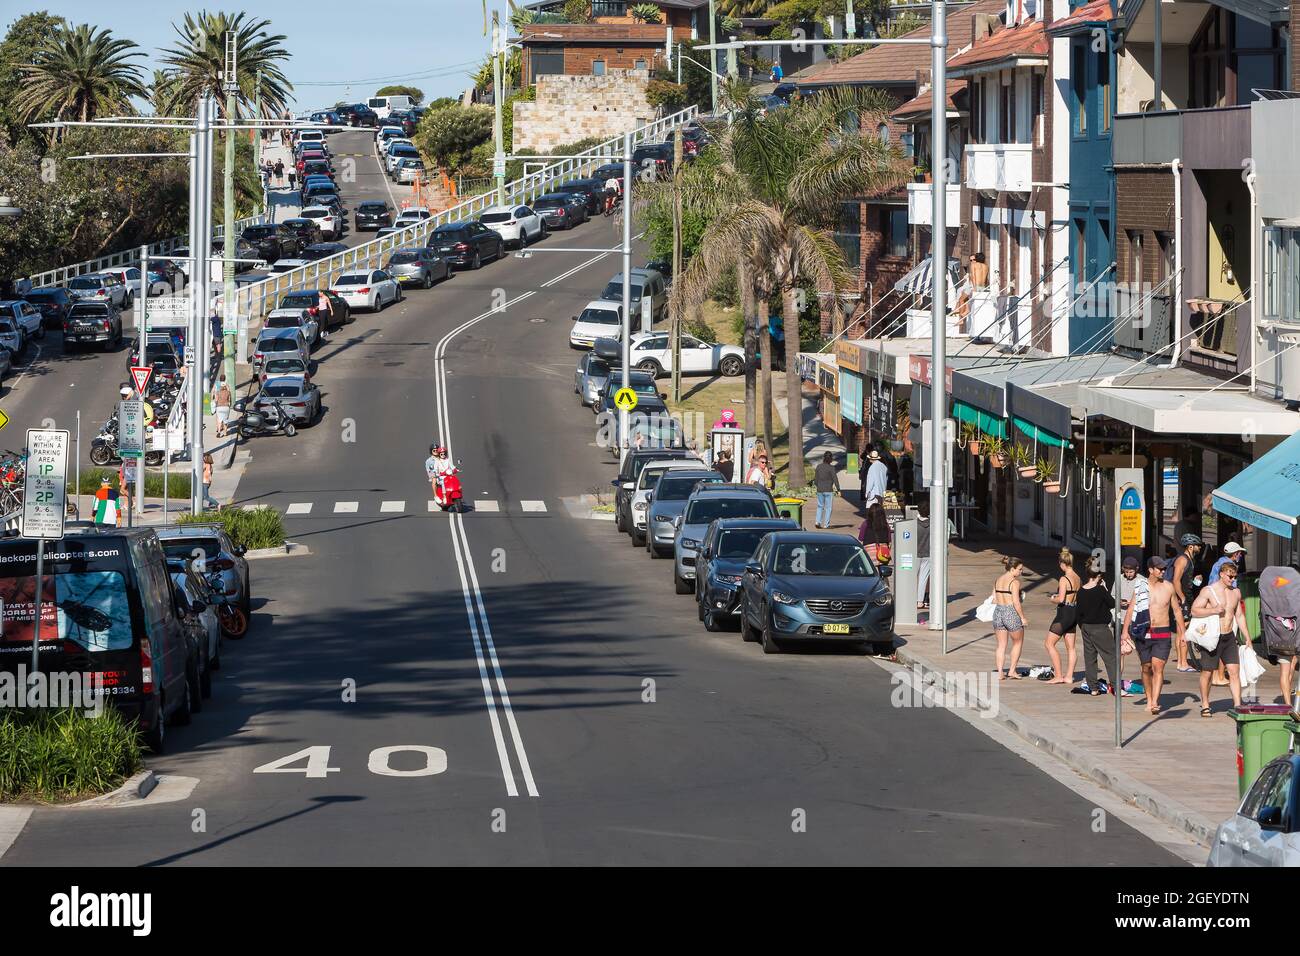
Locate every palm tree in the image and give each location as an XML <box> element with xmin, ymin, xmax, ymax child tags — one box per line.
<box><xmin>664</xmin><ymin>81</ymin><xmax>906</xmax><ymax>487</ymax></box>
<box><xmin>14</xmin><ymin>23</ymin><xmax>148</xmax><ymax>124</ymax></box>
<box><xmin>158</xmin><ymin>12</ymin><xmax>291</xmax><ymax>119</ymax></box>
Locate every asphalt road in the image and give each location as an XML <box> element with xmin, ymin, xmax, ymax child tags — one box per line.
<box><xmin>1</xmin><ymin>125</ymin><xmax>1191</xmax><ymax>866</ymax></box>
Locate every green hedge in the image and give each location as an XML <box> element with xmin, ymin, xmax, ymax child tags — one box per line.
<box><xmin>178</xmin><ymin>505</ymin><xmax>285</xmax><ymax>551</ymax></box>
<box><xmin>76</xmin><ymin>468</ymin><xmax>191</xmax><ymax>498</ymax></box>
<box><xmin>0</xmin><ymin>708</ymin><xmax>142</xmax><ymax>802</ymax></box>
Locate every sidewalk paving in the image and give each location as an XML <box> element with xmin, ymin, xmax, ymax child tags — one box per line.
<box><xmin>821</xmin><ymin>487</ymin><xmax>1273</xmax><ymax>848</ymax></box>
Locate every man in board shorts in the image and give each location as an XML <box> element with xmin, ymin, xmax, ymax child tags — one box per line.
<box><xmin>1123</xmin><ymin>556</ymin><xmax>1184</xmax><ymax>715</ymax></box>
<box><xmin>1191</xmin><ymin>560</ymin><xmax>1245</xmax><ymax>714</ymax></box>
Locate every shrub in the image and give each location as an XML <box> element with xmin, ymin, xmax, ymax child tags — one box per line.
<box><xmin>178</xmin><ymin>505</ymin><xmax>285</xmax><ymax>551</ymax></box>
<box><xmin>0</xmin><ymin>708</ymin><xmax>142</xmax><ymax>802</ymax></box>
<box><xmin>646</xmin><ymin>79</ymin><xmax>688</xmax><ymax>112</ymax></box>
<box><xmin>76</xmin><ymin>467</ymin><xmax>191</xmax><ymax>498</ymax></box>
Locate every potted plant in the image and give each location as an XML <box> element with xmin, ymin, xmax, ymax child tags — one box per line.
<box><xmin>1010</xmin><ymin>443</ymin><xmax>1035</xmax><ymax>479</ymax></box>
<box><xmin>963</xmin><ymin>424</ymin><xmax>982</xmax><ymax>456</ymax></box>
<box><xmin>1036</xmin><ymin>456</ymin><xmax>1060</xmax><ymax>493</ymax></box>
<box><xmin>984</xmin><ymin>435</ymin><xmax>1007</xmax><ymax>468</ymax></box>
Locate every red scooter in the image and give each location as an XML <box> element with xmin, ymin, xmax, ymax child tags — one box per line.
<box><xmin>433</xmin><ymin>468</ymin><xmax>464</xmax><ymax>512</ymax></box>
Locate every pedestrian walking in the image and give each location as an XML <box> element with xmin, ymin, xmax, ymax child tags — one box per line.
<box><xmin>92</xmin><ymin>477</ymin><xmax>120</xmax><ymax>528</ymax></box>
<box><xmin>915</xmin><ymin>499</ymin><xmax>932</xmax><ymax>610</ymax></box>
<box><xmin>213</xmin><ymin>375</ymin><xmax>233</xmax><ymax>439</ymax></box>
<box><xmin>860</xmin><ymin>448</ymin><xmax>888</xmax><ymax>511</ymax></box>
<box><xmin>274</xmin><ymin>158</ymin><xmax>284</xmax><ymax>186</ymax></box>
<box><xmin>856</xmin><ymin>500</ymin><xmax>890</xmax><ymax>564</ymax></box>
<box><xmin>1044</xmin><ymin>548</ymin><xmax>1081</xmax><ymax>685</ymax></box>
<box><xmin>813</xmin><ymin>451</ymin><xmax>839</xmax><ymax>529</ymax></box>
<box><xmin>1190</xmin><ymin>563</ymin><xmax>1246</xmax><ymax>715</ymax></box>
<box><xmin>202</xmin><ymin>453</ymin><xmax>219</xmax><ymax>510</ymax></box>
<box><xmin>288</xmin><ymin>169</ymin><xmax>297</xmax><ymax>191</ymax></box>
<box><xmin>993</xmin><ymin>557</ymin><xmax>1028</xmax><ymax>680</ymax></box>
<box><xmin>1171</xmin><ymin>533</ymin><xmax>1203</xmax><ymax>673</ymax></box>
<box><xmin>1077</xmin><ymin>560</ymin><xmax>1119</xmax><ymax>695</ymax></box>
<box><xmin>1122</xmin><ymin>556</ymin><xmax>1184</xmax><ymax>716</ymax></box>
<box><xmin>715</xmin><ymin>448</ymin><xmax>734</xmax><ymax>482</ymax></box>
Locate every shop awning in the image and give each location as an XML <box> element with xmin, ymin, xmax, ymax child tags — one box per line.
<box><xmin>1080</xmin><ymin>380</ymin><xmax>1300</xmax><ymax>435</ymax></box>
<box><xmin>953</xmin><ymin>399</ymin><xmax>1008</xmax><ymax>439</ymax></box>
<box><xmin>1012</xmin><ymin>416</ymin><xmax>1070</xmax><ymax>448</ymax></box>
<box><xmin>1211</xmin><ymin>430</ymin><xmax>1300</xmax><ymax>539</ymax></box>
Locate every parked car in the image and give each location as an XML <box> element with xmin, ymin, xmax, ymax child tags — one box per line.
<box><xmin>270</xmin><ymin>258</ymin><xmax>310</xmax><ymax>275</ymax></box>
<box><xmin>155</xmin><ymin>525</ymin><xmax>250</xmax><ymax>625</ymax></box>
<box><xmin>392</xmin><ymin>158</ymin><xmax>425</xmax><ymax>184</ymax></box>
<box><xmin>479</xmin><ymin>204</ymin><xmax>546</xmax><ymax>248</ymax></box>
<box><xmin>301</xmin><ymin>242</ymin><xmax>348</xmax><ymax>263</ymax></box>
<box><xmin>385</xmin><ymin>143</ymin><xmax>421</xmax><ymax>173</ymax></box>
<box><xmin>308</xmin><ymin>110</ymin><xmax>342</xmax><ymax>128</ymax></box>
<box><xmin>393</xmin><ymin>207</ymin><xmax>432</xmax><ymax>229</ymax></box>
<box><xmin>592</xmin><ymin>162</ymin><xmax>624</xmax><ymax>183</ymax></box>
<box><xmin>350</xmin><ymin>107</ymin><xmax>380</xmax><ymax>128</ymax></box>
<box><xmin>279</xmin><ymin>218</ymin><xmax>323</xmax><ymax>248</ymax></box>
<box><xmin>375</xmin><ymin>226</ymin><xmax>401</xmax><ymax>239</ymax></box>
<box><xmin>299</xmin><ymin>205</ymin><xmax>342</xmax><ymax>240</ymax></box>
<box><xmin>0</xmin><ymin>299</ymin><xmax>46</xmax><ymax>341</ymax></box>
<box><xmin>102</xmin><ymin>267</ymin><xmax>170</xmax><ymax>298</ymax></box>
<box><xmin>0</xmin><ymin>317</ymin><xmax>24</xmax><ymax>358</ymax></box>
<box><xmin>264</xmin><ymin>306</ymin><xmax>321</xmax><ymax>349</ymax></box>
<box><xmin>67</xmin><ymin>273</ymin><xmax>130</xmax><ymax>309</ymax></box>
<box><xmin>210</xmin><ymin>237</ymin><xmax>263</xmax><ymax>272</ymax></box>
<box><xmin>166</xmin><ymin>558</ymin><xmax>220</xmax><ymax>699</ymax></box>
<box><xmin>23</xmin><ymin>287</ymin><xmax>75</xmax><ymax>328</ymax></box>
<box><xmin>533</xmin><ymin>192</ymin><xmax>588</xmax><ymax>229</ymax></box>
<box><xmin>376</xmin><ymin>124</ymin><xmax>407</xmax><ymax>145</ymax></box>
<box><xmin>740</xmin><ymin>531</ymin><xmax>895</xmax><ymax>655</ymax></box>
<box><xmin>600</xmin><ymin>268</ymin><xmax>667</xmax><ymax>324</ymax></box>
<box><xmin>570</xmin><ymin>300</ymin><xmax>623</xmax><ymax>349</ymax></box>
<box><xmin>673</xmin><ymin>484</ymin><xmax>779</xmax><ymax>594</ymax></box>
<box><xmin>644</xmin><ymin>469</ymin><xmax>725</xmax><ymax>558</ymax></box>
<box><xmin>593</xmin><ymin>369</ymin><xmax>662</xmax><ymax>418</ymax></box>
<box><xmin>427</xmin><ymin>221</ymin><xmax>503</xmax><ymax>269</ymax></box>
<box><xmin>258</xmin><ymin>355</ymin><xmax>312</xmax><ymax>384</ymax></box>
<box><xmin>255</xmin><ymin>376</ymin><xmax>322</xmax><ymax>426</ymax></box>
<box><xmin>63</xmin><ymin>301</ymin><xmax>122</xmax><ymax>352</ymax></box>
<box><xmin>131</xmin><ymin>340</ymin><xmax>182</xmax><ymax>385</ymax></box>
<box><xmin>354</xmin><ymin>201</ymin><xmax>392</xmax><ymax>231</ymax></box>
<box><xmin>612</xmin><ymin>447</ymin><xmax>696</xmax><ymax>533</ymax></box>
<box><xmin>627</xmin><ymin>457</ymin><xmax>708</xmax><ymax>547</ymax></box>
<box><xmin>628</xmin><ymin>330</ymin><xmax>745</xmax><ymax>377</ymax></box>
<box><xmin>294</xmin><ymin>128</ymin><xmax>325</xmax><ymax>149</ymax></box>
<box><xmin>1209</xmin><ymin>753</ymin><xmax>1300</xmax><ymax>866</ymax></box>
<box><xmin>329</xmin><ymin>269</ymin><xmax>402</xmax><ymax>311</ymax></box>
<box><xmin>575</xmin><ymin>351</ymin><xmax>611</xmax><ymax>407</ymax></box>
<box><xmin>301</xmin><ymin>181</ymin><xmax>341</xmax><ymax>207</ymax></box>
<box><xmin>385</xmin><ymin>248</ymin><xmax>450</xmax><ymax>289</ymax></box>
<box><xmin>387</xmin><ymin>109</ymin><xmax>418</xmax><ymax>135</ymax></box>
<box><xmin>631</xmin><ymin>142</ymin><xmax>675</xmax><ymax>178</ymax></box>
<box><xmin>553</xmin><ymin>178</ymin><xmax>605</xmax><ymax>214</ymax></box>
<box><xmin>301</xmin><ymin>159</ymin><xmax>334</xmax><ymax>182</ymax></box>
<box><xmin>252</xmin><ymin>326</ymin><xmax>310</xmax><ymax>374</ymax></box>
<box><xmin>241</xmin><ymin>224</ymin><xmax>287</xmax><ymax>262</ymax></box>
<box><xmin>0</xmin><ymin>529</ymin><xmax>201</xmax><ymax>752</ymax></box>
<box><xmin>695</xmin><ymin>518</ymin><xmax>800</xmax><ymax>630</ymax></box>
<box><xmin>612</xmin><ymin>408</ymin><xmax>685</xmax><ymax>460</ymax></box>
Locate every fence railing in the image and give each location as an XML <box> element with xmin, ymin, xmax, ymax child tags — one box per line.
<box><xmin>22</xmin><ymin>212</ymin><xmax>267</xmax><ymax>290</ymax></box>
<box><xmin>231</xmin><ymin>105</ymin><xmax>700</xmax><ymax>325</ymax></box>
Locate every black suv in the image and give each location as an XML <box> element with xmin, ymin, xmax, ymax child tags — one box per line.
<box><xmin>24</xmin><ymin>287</ymin><xmax>74</xmax><ymax>328</ymax></box>
<box><xmin>631</xmin><ymin>143</ymin><xmax>674</xmax><ymax>179</ymax></box>
<box><xmin>354</xmin><ymin>201</ymin><xmax>392</xmax><ymax>231</ymax></box>
<box><xmin>554</xmin><ymin>178</ymin><xmax>606</xmax><ymax>214</ymax></box>
<box><xmin>612</xmin><ymin>446</ymin><xmax>697</xmax><ymax>534</ymax></box>
<box><xmin>241</xmin><ymin>224</ymin><xmax>285</xmax><ymax>263</ymax></box>
<box><xmin>279</xmin><ymin>218</ymin><xmax>322</xmax><ymax>249</ymax></box>
<box><xmin>349</xmin><ymin>107</ymin><xmax>379</xmax><ymax>128</ymax></box>
<box><xmin>427</xmin><ymin>221</ymin><xmax>503</xmax><ymax>269</ymax></box>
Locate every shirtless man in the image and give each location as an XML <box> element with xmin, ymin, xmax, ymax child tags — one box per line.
<box><xmin>1170</xmin><ymin>534</ymin><xmax>1201</xmax><ymax>672</ymax></box>
<box><xmin>1122</xmin><ymin>556</ymin><xmax>1184</xmax><ymax>715</ymax></box>
<box><xmin>1190</xmin><ymin>560</ymin><xmax>1246</xmax><ymax>715</ymax></box>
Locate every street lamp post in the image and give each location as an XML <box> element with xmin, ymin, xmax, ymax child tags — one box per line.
<box><xmin>929</xmin><ymin>0</ymin><xmax>949</xmax><ymax>641</ymax></box>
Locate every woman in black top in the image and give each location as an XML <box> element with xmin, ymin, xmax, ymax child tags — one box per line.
<box><xmin>1045</xmin><ymin>548</ymin><xmax>1081</xmax><ymax>685</ymax></box>
<box><xmin>716</xmin><ymin>449</ymin><xmax>734</xmax><ymax>482</ymax></box>
<box><xmin>1077</xmin><ymin>561</ymin><xmax>1119</xmax><ymax>695</ymax></box>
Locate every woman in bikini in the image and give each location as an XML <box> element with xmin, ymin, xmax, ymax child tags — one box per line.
<box><xmin>1044</xmin><ymin>548</ymin><xmax>1081</xmax><ymax>685</ymax></box>
<box><xmin>993</xmin><ymin>557</ymin><xmax>1028</xmax><ymax>680</ymax></box>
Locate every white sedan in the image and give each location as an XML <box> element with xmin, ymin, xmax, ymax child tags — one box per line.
<box><xmin>628</xmin><ymin>330</ymin><xmax>745</xmax><ymax>377</ymax></box>
<box><xmin>299</xmin><ymin>205</ymin><xmax>341</xmax><ymax>240</ymax></box>
<box><xmin>329</xmin><ymin>269</ymin><xmax>402</xmax><ymax>312</ymax></box>
<box><xmin>479</xmin><ymin>204</ymin><xmax>546</xmax><ymax>248</ymax></box>
<box><xmin>1208</xmin><ymin>754</ymin><xmax>1300</xmax><ymax>866</ymax></box>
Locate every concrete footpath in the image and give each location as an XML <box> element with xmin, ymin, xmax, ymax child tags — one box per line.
<box><xmin>821</xmin><ymin>487</ymin><xmax>1277</xmax><ymax>849</ymax></box>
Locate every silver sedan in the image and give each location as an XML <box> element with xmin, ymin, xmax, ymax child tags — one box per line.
<box><xmin>384</xmin><ymin>249</ymin><xmax>450</xmax><ymax>290</ymax></box>
<box><xmin>255</xmin><ymin>377</ymin><xmax>322</xmax><ymax>425</ymax></box>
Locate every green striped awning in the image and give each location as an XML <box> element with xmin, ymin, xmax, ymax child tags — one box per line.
<box><xmin>952</xmin><ymin>400</ymin><xmax>1008</xmax><ymax>439</ymax></box>
<box><xmin>1012</xmin><ymin>416</ymin><xmax>1071</xmax><ymax>448</ymax></box>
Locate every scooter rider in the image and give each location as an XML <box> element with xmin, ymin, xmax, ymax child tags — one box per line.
<box><xmin>425</xmin><ymin>443</ymin><xmax>456</xmax><ymax>496</ymax></box>
<box><xmin>604</xmin><ymin>174</ymin><xmax>621</xmax><ymax>214</ymax></box>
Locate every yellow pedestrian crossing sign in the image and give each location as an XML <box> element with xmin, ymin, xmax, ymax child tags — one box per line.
<box><xmin>0</xmin><ymin>409</ymin><xmax>8</xmax><ymax>431</ymax></box>
<box><xmin>614</xmin><ymin>387</ymin><xmax>638</xmax><ymax>411</ymax></box>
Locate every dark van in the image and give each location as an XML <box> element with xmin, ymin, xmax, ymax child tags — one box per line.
<box><xmin>0</xmin><ymin>528</ymin><xmax>201</xmax><ymax>752</ymax></box>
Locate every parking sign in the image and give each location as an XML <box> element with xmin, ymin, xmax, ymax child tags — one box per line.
<box><xmin>21</xmin><ymin>429</ymin><xmax>69</xmax><ymax>540</ymax></box>
<box><xmin>119</xmin><ymin>399</ymin><xmax>145</xmax><ymax>458</ymax></box>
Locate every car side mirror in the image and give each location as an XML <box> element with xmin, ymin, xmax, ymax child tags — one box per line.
<box><xmin>879</xmin><ymin>565</ymin><xmax>894</xmax><ymax>578</ymax></box>
<box><xmin>1260</xmin><ymin>805</ymin><xmax>1286</xmax><ymax>830</ymax></box>
<box><xmin>646</xmin><ymin>492</ymin><xmax>654</xmax><ymax>503</ymax></box>
<box><xmin>611</xmin><ymin>478</ymin><xmax>620</xmax><ymax>486</ymax></box>
<box><xmin>572</xmin><ymin>316</ymin><xmax>579</xmax><ymax>322</ymax></box>
<box><xmin>745</xmin><ymin>562</ymin><xmax>761</xmax><ymax>575</ymax></box>
<box><xmin>233</xmin><ymin>545</ymin><xmax>247</xmax><ymax>557</ymax></box>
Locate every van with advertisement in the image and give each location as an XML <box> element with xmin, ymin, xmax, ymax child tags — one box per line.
<box><xmin>0</xmin><ymin>529</ymin><xmax>202</xmax><ymax>752</ymax></box>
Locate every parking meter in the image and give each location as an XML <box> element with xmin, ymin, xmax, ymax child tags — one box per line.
<box><xmin>892</xmin><ymin>516</ymin><xmax>919</xmax><ymax>626</ymax></box>
<box><xmin>640</xmin><ymin>295</ymin><xmax>653</xmax><ymax>333</ymax></box>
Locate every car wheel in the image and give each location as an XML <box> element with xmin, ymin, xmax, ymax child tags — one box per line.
<box><xmin>872</xmin><ymin>640</ymin><xmax>894</xmax><ymax>657</ymax></box>
<box><xmin>740</xmin><ymin>602</ymin><xmax>759</xmax><ymax>643</ymax></box>
<box><xmin>471</xmin><ymin>252</ymin><xmax>482</xmax><ymax>270</ymax></box>
<box><xmin>631</xmin><ymin>528</ymin><xmax>645</xmax><ymax>548</ymax></box>
<box><xmin>170</xmin><ymin>669</ymin><xmax>193</xmax><ymax>726</ymax></box>
<box><xmin>760</xmin><ymin>619</ymin><xmax>783</xmax><ymax>654</ymax></box>
<box><xmin>703</xmin><ymin>608</ymin><xmax>722</xmax><ymax>632</ymax></box>
<box><xmin>36</xmin><ymin>324</ymin><xmax>46</xmax><ymax>340</ymax></box>
<box><xmin>719</xmin><ymin>355</ymin><xmax>744</xmax><ymax>377</ymax></box>
<box><xmin>423</xmin><ymin>273</ymin><xmax>432</xmax><ymax>290</ymax></box>
<box><xmin>637</xmin><ymin>359</ymin><xmax>662</xmax><ymax>377</ymax></box>
<box><xmin>142</xmin><ymin>696</ymin><xmax>165</xmax><ymax>753</ymax></box>
<box><xmin>674</xmin><ymin>572</ymin><xmax>692</xmax><ymax>595</ymax></box>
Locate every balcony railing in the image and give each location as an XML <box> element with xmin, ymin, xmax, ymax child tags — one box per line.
<box><xmin>964</xmin><ymin>143</ymin><xmax>1032</xmax><ymax>193</ymax></box>
<box><xmin>906</xmin><ymin>181</ymin><xmax>960</xmax><ymax>226</ymax></box>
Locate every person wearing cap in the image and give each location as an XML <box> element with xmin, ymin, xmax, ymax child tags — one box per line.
<box><xmin>1114</xmin><ymin>555</ymin><xmax>1140</xmax><ymax>614</ymax></box>
<box><xmin>92</xmin><ymin>477</ymin><xmax>120</xmax><ymax>528</ymax></box>
<box><xmin>1171</xmin><ymin>533</ymin><xmax>1203</xmax><ymax>673</ymax></box>
<box><xmin>1190</xmin><ymin>559</ymin><xmax>1246</xmax><ymax>715</ymax></box>
<box><xmin>860</xmin><ymin>448</ymin><xmax>888</xmax><ymax>511</ymax></box>
<box><xmin>1122</xmin><ymin>555</ymin><xmax>1184</xmax><ymax>716</ymax></box>
<box><xmin>1208</xmin><ymin>541</ymin><xmax>1247</xmax><ymax>586</ymax></box>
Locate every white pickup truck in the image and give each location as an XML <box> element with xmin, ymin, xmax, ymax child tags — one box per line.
<box><xmin>0</xmin><ymin>299</ymin><xmax>45</xmax><ymax>343</ymax></box>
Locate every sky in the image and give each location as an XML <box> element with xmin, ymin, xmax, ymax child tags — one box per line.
<box><xmin>14</xmin><ymin>0</ymin><xmax>497</xmax><ymax>109</ymax></box>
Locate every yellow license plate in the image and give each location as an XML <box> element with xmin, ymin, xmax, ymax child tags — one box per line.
<box><xmin>823</xmin><ymin>623</ymin><xmax>850</xmax><ymax>635</ymax></box>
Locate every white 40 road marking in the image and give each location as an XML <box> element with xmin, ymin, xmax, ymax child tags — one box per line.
<box><xmin>436</xmin><ymin>290</ymin><xmax>540</xmax><ymax>798</ymax></box>
<box><xmin>254</xmin><ymin>745</ymin><xmax>447</xmax><ymax>778</ymax></box>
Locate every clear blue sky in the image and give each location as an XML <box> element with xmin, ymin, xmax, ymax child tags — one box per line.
<box><xmin>17</xmin><ymin>1</ymin><xmax>496</xmax><ymax>109</ymax></box>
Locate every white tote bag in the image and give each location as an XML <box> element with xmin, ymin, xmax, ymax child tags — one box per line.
<box><xmin>1186</xmin><ymin>588</ymin><xmax>1222</xmax><ymax>652</ymax></box>
<box><xmin>1240</xmin><ymin>641</ymin><xmax>1267</xmax><ymax>685</ymax></box>
<box><xmin>976</xmin><ymin>594</ymin><xmax>996</xmax><ymax>623</ymax></box>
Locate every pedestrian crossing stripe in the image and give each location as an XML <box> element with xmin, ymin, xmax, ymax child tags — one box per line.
<box><xmin>380</xmin><ymin>500</ymin><xmax>405</xmax><ymax>512</ymax></box>
<box><xmin>475</xmin><ymin>500</ymin><xmax>499</xmax><ymax>512</ymax></box>
<box><xmin>276</xmin><ymin>499</ymin><xmax>557</xmax><ymax>516</ymax></box>
<box><xmin>334</xmin><ymin>501</ymin><xmax>359</xmax><ymax>513</ymax></box>
<box><xmin>285</xmin><ymin>502</ymin><xmax>313</xmax><ymax>515</ymax></box>
<box><xmin>521</xmin><ymin>501</ymin><xmax>547</xmax><ymax>512</ymax></box>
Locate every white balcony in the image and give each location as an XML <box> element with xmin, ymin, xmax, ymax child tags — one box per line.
<box><xmin>907</xmin><ymin>182</ymin><xmax>961</xmax><ymax>227</ymax></box>
<box><xmin>964</xmin><ymin>143</ymin><xmax>1032</xmax><ymax>194</ymax></box>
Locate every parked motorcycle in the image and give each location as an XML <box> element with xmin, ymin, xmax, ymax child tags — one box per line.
<box><xmin>205</xmin><ymin>569</ymin><xmax>248</xmax><ymax>639</ymax></box>
<box><xmin>89</xmin><ymin>419</ymin><xmax>164</xmax><ymax>466</ymax></box>
<box><xmin>237</xmin><ymin>398</ymin><xmax>296</xmax><ymax>439</ymax></box>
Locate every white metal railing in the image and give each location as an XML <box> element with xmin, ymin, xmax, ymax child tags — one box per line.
<box><xmin>964</xmin><ymin>142</ymin><xmax>1032</xmax><ymax>193</ymax></box>
<box><xmin>23</xmin><ymin>212</ymin><xmax>267</xmax><ymax>289</ymax></box>
<box><xmin>231</xmin><ymin>105</ymin><xmax>701</xmax><ymax>324</ymax></box>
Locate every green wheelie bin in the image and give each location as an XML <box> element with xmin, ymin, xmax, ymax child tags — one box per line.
<box><xmin>1229</xmin><ymin>704</ymin><xmax>1295</xmax><ymax>797</ymax></box>
<box><xmin>774</xmin><ymin>497</ymin><xmax>804</xmax><ymax>528</ymax></box>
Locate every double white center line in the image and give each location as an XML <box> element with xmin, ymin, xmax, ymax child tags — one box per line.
<box><xmin>434</xmin><ymin>290</ymin><xmax>539</xmax><ymax>798</ymax></box>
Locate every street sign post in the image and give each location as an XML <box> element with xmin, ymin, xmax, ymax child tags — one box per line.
<box><xmin>21</xmin><ymin>428</ymin><xmax>70</xmax><ymax>675</ymax></box>
<box><xmin>1113</xmin><ymin>466</ymin><xmax>1145</xmax><ymax>748</ymax></box>
<box><xmin>118</xmin><ymin>400</ymin><xmax>145</xmax><ymax>458</ymax></box>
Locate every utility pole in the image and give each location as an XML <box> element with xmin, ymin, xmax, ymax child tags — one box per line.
<box><xmin>670</xmin><ymin>127</ymin><xmax>683</xmax><ymax>403</ymax></box>
<box><xmin>708</xmin><ymin>0</ymin><xmax>718</xmax><ymax>114</ymax></box>
<box><xmin>492</xmin><ymin>10</ymin><xmax>507</xmax><ymax>205</ymax></box>
<box><xmin>929</xmin><ymin>0</ymin><xmax>949</xmax><ymax>640</ymax></box>
<box><xmin>194</xmin><ymin>96</ymin><xmax>213</xmax><ymax>517</ymax></box>
<box><xmin>136</xmin><ymin>245</ymin><xmax>148</xmax><ymax>523</ymax></box>
<box><xmin>620</xmin><ymin>131</ymin><xmax>633</xmax><ymax>463</ymax></box>
<box><xmin>222</xmin><ymin>32</ymin><xmax>239</xmax><ymax>397</ymax></box>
